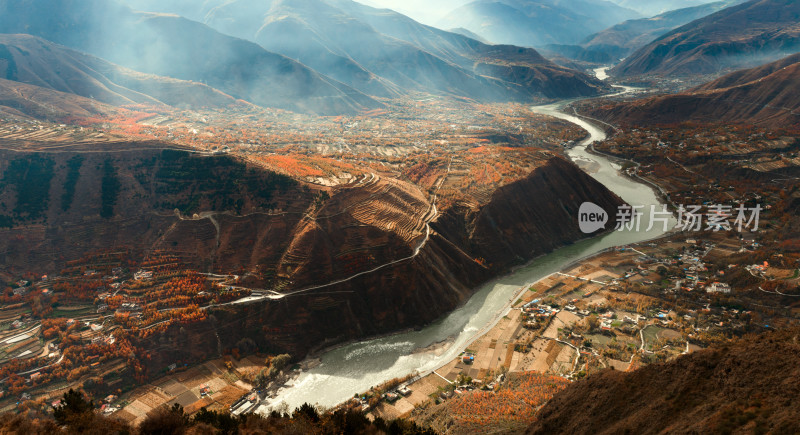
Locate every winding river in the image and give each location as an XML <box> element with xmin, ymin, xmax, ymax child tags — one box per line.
<box><xmin>258</xmin><ymin>80</ymin><xmax>674</xmax><ymax>413</ymax></box>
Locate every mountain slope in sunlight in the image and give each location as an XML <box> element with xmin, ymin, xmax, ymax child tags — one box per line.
<box><xmin>612</xmin><ymin>0</ymin><xmax>800</xmax><ymax>78</ymax></box>
<box><xmin>0</xmin><ymin>0</ymin><xmax>383</xmax><ymax>115</ymax></box>
<box><xmin>527</xmin><ymin>327</ymin><xmax>800</xmax><ymax>434</ymax></box>
<box><xmin>580</xmin><ymin>0</ymin><xmax>737</xmax><ymax>61</ymax></box>
<box><xmin>0</xmin><ymin>34</ymin><xmax>238</xmax><ymax>109</ymax></box>
<box><xmin>592</xmin><ymin>53</ymin><xmax>800</xmax><ymax>129</ymax></box>
<box><xmin>437</xmin><ymin>0</ymin><xmax>639</xmax><ymax>47</ymax></box>
<box><xmin>167</xmin><ymin>0</ymin><xmax>613</xmax><ymax>100</ymax></box>
<box><xmin>0</xmin><ymin>77</ymin><xmax>122</xmax><ymax>120</ymax></box>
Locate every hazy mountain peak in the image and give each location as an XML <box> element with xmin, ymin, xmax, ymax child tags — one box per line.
<box><xmin>605</xmin><ymin>0</ymin><xmax>722</xmax><ymax>16</ymax></box>
<box><xmin>0</xmin><ymin>0</ymin><xmax>384</xmax><ymax>115</ymax></box>
<box><xmin>118</xmin><ymin>0</ymin><xmax>610</xmax><ymax>101</ymax></box>
<box><xmin>612</xmin><ymin>0</ymin><xmax>800</xmax><ymax>78</ymax></box>
<box><xmin>0</xmin><ymin>33</ymin><xmax>239</xmax><ymax>110</ymax></box>
<box><xmin>437</xmin><ymin>0</ymin><xmax>640</xmax><ymax>47</ymax></box>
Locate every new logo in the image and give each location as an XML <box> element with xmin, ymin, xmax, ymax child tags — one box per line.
<box><xmin>578</xmin><ymin>202</ymin><xmax>608</xmax><ymax>234</ymax></box>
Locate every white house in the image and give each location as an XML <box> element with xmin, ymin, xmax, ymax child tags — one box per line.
<box><xmin>706</xmin><ymin>282</ymin><xmax>732</xmax><ymax>294</ymax></box>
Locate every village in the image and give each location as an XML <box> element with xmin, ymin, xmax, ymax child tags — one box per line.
<box><xmin>0</xmin><ymin>75</ymin><xmax>798</xmax><ymax>430</ymax></box>
<box><xmin>0</xmin><ymin>249</ymin><xmax>266</xmax><ymax>416</ymax></box>
<box><xmin>0</xmin><ymin>93</ymin><xmax>593</xmax><ymax>424</ymax></box>
<box><xmin>345</xmin><ymin>228</ymin><xmax>798</xmax><ymax>426</ymax></box>
<box><xmin>7</xmin><ymin>223</ymin><xmax>789</xmax><ymax>428</ymax></box>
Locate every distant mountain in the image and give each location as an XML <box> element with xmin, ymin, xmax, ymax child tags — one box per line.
<box><xmin>447</xmin><ymin>27</ymin><xmax>491</xmax><ymax>44</ymax></box>
<box><xmin>356</xmin><ymin>0</ymin><xmax>471</xmax><ymax>25</ymax></box>
<box><xmin>0</xmin><ymin>0</ymin><xmax>382</xmax><ymax>115</ymax></box>
<box><xmin>611</xmin><ymin>0</ymin><xmax>800</xmax><ymax>78</ymax></box>
<box><xmin>0</xmin><ymin>34</ymin><xmax>238</xmax><ymax>110</ymax></box>
<box><xmin>322</xmin><ymin>0</ymin><xmax>602</xmax><ymax>98</ymax></box>
<box><xmin>121</xmin><ymin>0</ymin><xmax>612</xmax><ymax>100</ymax></box>
<box><xmin>581</xmin><ymin>1</ymin><xmax>738</xmax><ymax>61</ymax></box>
<box><xmin>591</xmin><ymin>53</ymin><xmax>800</xmax><ymax>129</ymax></box>
<box><xmin>119</xmin><ymin>0</ymin><xmax>225</xmax><ymax>21</ymax></box>
<box><xmin>437</xmin><ymin>0</ymin><xmax>640</xmax><ymax>47</ymax></box>
<box><xmin>527</xmin><ymin>327</ymin><xmax>800</xmax><ymax>434</ymax></box>
<box><xmin>606</xmin><ymin>0</ymin><xmax>720</xmax><ymax>16</ymax></box>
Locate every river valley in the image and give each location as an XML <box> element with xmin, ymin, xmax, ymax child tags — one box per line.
<box><xmin>257</xmin><ymin>83</ymin><xmax>675</xmax><ymax>413</ymax></box>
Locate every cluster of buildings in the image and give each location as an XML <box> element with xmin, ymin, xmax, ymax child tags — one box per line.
<box><xmin>383</xmin><ymin>385</ymin><xmax>412</xmax><ymax>403</ymax></box>
<box><xmin>521</xmin><ymin>299</ymin><xmax>559</xmax><ymax>329</ymax></box>
<box><xmin>133</xmin><ymin>270</ymin><xmax>153</xmax><ymax>281</ymax></box>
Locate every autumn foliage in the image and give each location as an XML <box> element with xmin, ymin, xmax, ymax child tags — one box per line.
<box><xmin>434</xmin><ymin>372</ymin><xmax>569</xmax><ymax>431</ymax></box>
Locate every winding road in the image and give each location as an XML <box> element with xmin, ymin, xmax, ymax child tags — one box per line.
<box><xmin>214</xmin><ymin>159</ymin><xmax>453</xmax><ymax>302</ymax></box>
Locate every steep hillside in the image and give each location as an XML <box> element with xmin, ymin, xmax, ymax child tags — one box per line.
<box><xmin>437</xmin><ymin>0</ymin><xmax>639</xmax><ymax>47</ymax></box>
<box><xmin>608</xmin><ymin>0</ymin><xmax>720</xmax><ymax>16</ymax></box>
<box><xmin>326</xmin><ymin>0</ymin><xmax>613</xmax><ymax>97</ymax></box>
<box><xmin>121</xmin><ymin>0</ymin><xmax>225</xmax><ymax>21</ymax></box>
<box><xmin>0</xmin><ymin>145</ymin><xmax>623</xmax><ymax>364</ymax></box>
<box><xmin>148</xmin><ymin>155</ymin><xmax>625</xmax><ymax>370</ymax></box>
<box><xmin>128</xmin><ymin>0</ymin><xmax>610</xmax><ymax>101</ymax></box>
<box><xmin>694</xmin><ymin>52</ymin><xmax>800</xmax><ymax>91</ymax></box>
<box><xmin>323</xmin><ymin>0</ymin><xmax>551</xmax><ymax>67</ymax></box>
<box><xmin>611</xmin><ymin>0</ymin><xmax>800</xmax><ymax>78</ymax></box>
<box><xmin>580</xmin><ymin>1</ymin><xmax>736</xmax><ymax>61</ymax></box>
<box><xmin>447</xmin><ymin>27</ymin><xmax>491</xmax><ymax>44</ymax></box>
<box><xmin>590</xmin><ymin>53</ymin><xmax>800</xmax><ymax>129</ymax></box>
<box><xmin>0</xmin><ymin>78</ymin><xmax>123</xmax><ymax>120</ymax></box>
<box><xmin>412</xmin><ymin>372</ymin><xmax>570</xmax><ymax>434</ymax></box>
<box><xmin>527</xmin><ymin>327</ymin><xmax>800</xmax><ymax>434</ymax></box>
<box><xmin>0</xmin><ymin>34</ymin><xmax>238</xmax><ymax>109</ymax></box>
<box><xmin>0</xmin><ymin>0</ymin><xmax>382</xmax><ymax>115</ymax></box>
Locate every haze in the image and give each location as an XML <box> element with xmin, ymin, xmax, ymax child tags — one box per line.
<box><xmin>358</xmin><ymin>0</ymin><xmax>723</xmax><ymax>25</ymax></box>
<box><xmin>356</xmin><ymin>0</ymin><xmax>471</xmax><ymax>25</ymax></box>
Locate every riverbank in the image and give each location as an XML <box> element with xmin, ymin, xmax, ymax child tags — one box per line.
<box><xmin>247</xmin><ymin>80</ymin><xmax>673</xmax><ymax>413</ymax></box>
<box><xmin>374</xmin><ymin>231</ymin><xmax>714</xmax><ymax>423</ymax></box>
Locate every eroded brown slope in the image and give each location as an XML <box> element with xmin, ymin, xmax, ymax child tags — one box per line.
<box><xmin>141</xmin><ymin>155</ymin><xmax>623</xmax><ymax>369</ymax></box>
<box><xmin>434</xmin><ymin>157</ymin><xmax>622</xmax><ymax>269</ymax></box>
<box><xmin>0</xmin><ymin>143</ymin><xmax>622</xmax><ymax>369</ymax></box>
<box><xmin>527</xmin><ymin>328</ymin><xmax>800</xmax><ymax>435</ymax></box>
<box><xmin>590</xmin><ymin>53</ymin><xmax>800</xmax><ymax>129</ymax></box>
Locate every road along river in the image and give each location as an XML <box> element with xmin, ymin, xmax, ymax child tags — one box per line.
<box><xmin>257</xmin><ymin>86</ymin><xmax>675</xmax><ymax>413</ymax></box>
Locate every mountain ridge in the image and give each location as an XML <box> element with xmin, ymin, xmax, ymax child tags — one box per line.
<box><xmin>0</xmin><ymin>0</ymin><xmax>384</xmax><ymax>115</ymax></box>
<box><xmin>611</xmin><ymin>0</ymin><xmax>800</xmax><ymax>78</ymax></box>
<box><xmin>580</xmin><ymin>1</ymin><xmax>737</xmax><ymax>61</ymax></box>
<box><xmin>0</xmin><ymin>33</ymin><xmax>240</xmax><ymax>110</ymax></box>
<box><xmin>590</xmin><ymin>53</ymin><xmax>800</xmax><ymax>129</ymax></box>
<box><xmin>129</xmin><ymin>0</ymin><xmax>612</xmax><ymax>101</ymax></box>
<box><xmin>527</xmin><ymin>327</ymin><xmax>800</xmax><ymax>434</ymax></box>
<box><xmin>437</xmin><ymin>0</ymin><xmax>639</xmax><ymax>47</ymax></box>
